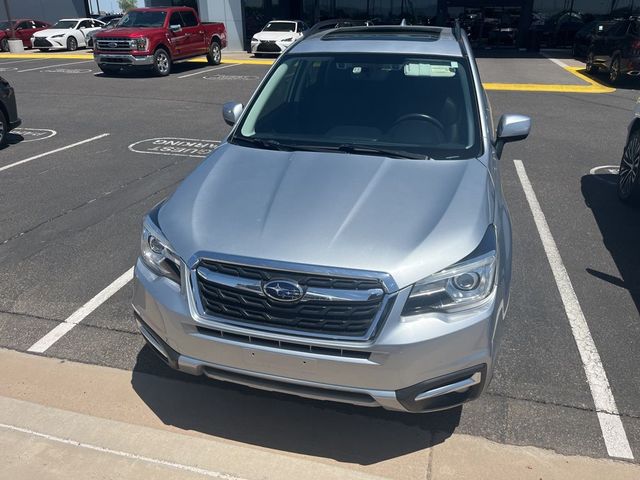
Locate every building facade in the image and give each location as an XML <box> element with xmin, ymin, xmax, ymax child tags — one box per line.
<box><xmin>0</xmin><ymin>0</ymin><xmax>90</xmax><ymax>23</ymax></box>
<box><xmin>4</xmin><ymin>0</ymin><xmax>639</xmax><ymax>52</ymax></box>
<box><xmin>149</xmin><ymin>1</ymin><xmax>640</xmax><ymax>52</ymax></box>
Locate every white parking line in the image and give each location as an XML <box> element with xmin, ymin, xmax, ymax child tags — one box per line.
<box><xmin>177</xmin><ymin>63</ymin><xmax>239</xmax><ymax>79</ymax></box>
<box><xmin>0</xmin><ymin>58</ymin><xmax>43</xmax><ymax>65</ymax></box>
<box><xmin>514</xmin><ymin>159</ymin><xmax>634</xmax><ymax>460</ymax></box>
<box><xmin>0</xmin><ymin>423</ymin><xmax>244</xmax><ymax>479</ymax></box>
<box><xmin>28</xmin><ymin>267</ymin><xmax>134</xmax><ymax>353</ymax></box>
<box><xmin>17</xmin><ymin>60</ymin><xmax>94</xmax><ymax>73</ymax></box>
<box><xmin>545</xmin><ymin>56</ymin><xmax>570</xmax><ymax>69</ymax></box>
<box><xmin>0</xmin><ymin>133</ymin><xmax>110</xmax><ymax>173</ymax></box>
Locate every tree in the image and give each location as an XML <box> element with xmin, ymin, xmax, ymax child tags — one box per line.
<box><xmin>118</xmin><ymin>0</ymin><xmax>138</xmax><ymax>12</ymax></box>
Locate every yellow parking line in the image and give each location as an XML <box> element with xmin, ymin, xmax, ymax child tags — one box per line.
<box><xmin>483</xmin><ymin>66</ymin><xmax>614</xmax><ymax>93</ymax></box>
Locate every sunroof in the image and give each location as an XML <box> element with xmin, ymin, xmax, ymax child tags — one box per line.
<box><xmin>322</xmin><ymin>28</ymin><xmax>441</xmax><ymax>42</ymax></box>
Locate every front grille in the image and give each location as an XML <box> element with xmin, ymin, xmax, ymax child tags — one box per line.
<box><xmin>96</xmin><ymin>38</ymin><xmax>133</xmax><ymax>51</ymax></box>
<box><xmin>194</xmin><ymin>260</ymin><xmax>387</xmax><ymax>339</ymax></box>
<box><xmin>33</xmin><ymin>38</ymin><xmax>51</xmax><ymax>47</ymax></box>
<box><xmin>257</xmin><ymin>41</ymin><xmax>281</xmax><ymax>53</ymax></box>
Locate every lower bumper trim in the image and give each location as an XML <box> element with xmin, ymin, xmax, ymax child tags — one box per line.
<box><xmin>134</xmin><ymin>311</ymin><xmax>487</xmax><ymax>412</ymax></box>
<box><xmin>94</xmin><ymin>53</ymin><xmax>154</xmax><ymax>66</ymax></box>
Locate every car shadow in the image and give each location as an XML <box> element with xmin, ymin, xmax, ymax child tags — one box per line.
<box><xmin>5</xmin><ymin>133</ymin><xmax>24</xmax><ymax>146</ymax></box>
<box><xmin>93</xmin><ymin>61</ymin><xmax>214</xmax><ymax>78</ymax></box>
<box><xmin>578</xmin><ymin>69</ymin><xmax>640</xmax><ymax>90</ymax></box>
<box><xmin>130</xmin><ymin>345</ymin><xmax>461</xmax><ymax>465</ymax></box>
<box><xmin>581</xmin><ymin>173</ymin><xmax>640</xmax><ymax>313</ymax></box>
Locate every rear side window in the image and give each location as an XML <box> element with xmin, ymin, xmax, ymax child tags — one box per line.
<box><xmin>35</xmin><ymin>21</ymin><xmax>48</xmax><ymax>28</ymax></box>
<box><xmin>181</xmin><ymin>11</ymin><xmax>198</xmax><ymax>27</ymax></box>
<box><xmin>169</xmin><ymin>12</ymin><xmax>185</xmax><ymax>27</ymax></box>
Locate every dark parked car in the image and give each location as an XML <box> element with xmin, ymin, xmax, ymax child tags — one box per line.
<box><xmin>97</xmin><ymin>14</ymin><xmax>122</xmax><ymax>24</ymax></box>
<box><xmin>587</xmin><ymin>19</ymin><xmax>640</xmax><ymax>84</ymax></box>
<box><xmin>0</xmin><ymin>76</ymin><xmax>21</xmax><ymax>147</ymax></box>
<box><xmin>86</xmin><ymin>18</ymin><xmax>121</xmax><ymax>48</ymax></box>
<box><xmin>573</xmin><ymin>20</ymin><xmax>614</xmax><ymax>58</ymax></box>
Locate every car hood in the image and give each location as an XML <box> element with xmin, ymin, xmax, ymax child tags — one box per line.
<box><xmin>95</xmin><ymin>27</ymin><xmax>164</xmax><ymax>38</ymax></box>
<box><xmin>254</xmin><ymin>31</ymin><xmax>297</xmax><ymax>41</ymax></box>
<box><xmin>33</xmin><ymin>29</ymin><xmax>72</xmax><ymax>37</ymax></box>
<box><xmin>159</xmin><ymin>144</ymin><xmax>494</xmax><ymax>290</ymax></box>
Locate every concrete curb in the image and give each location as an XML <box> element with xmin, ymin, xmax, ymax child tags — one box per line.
<box><xmin>0</xmin><ymin>348</ymin><xmax>638</xmax><ymax>479</ymax></box>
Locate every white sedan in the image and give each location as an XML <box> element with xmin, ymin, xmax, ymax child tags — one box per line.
<box><xmin>250</xmin><ymin>20</ymin><xmax>308</xmax><ymax>56</ymax></box>
<box><xmin>31</xmin><ymin>18</ymin><xmax>104</xmax><ymax>51</ymax></box>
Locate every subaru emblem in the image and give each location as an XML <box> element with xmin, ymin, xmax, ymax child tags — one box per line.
<box><xmin>263</xmin><ymin>280</ymin><xmax>304</xmax><ymax>302</ymax></box>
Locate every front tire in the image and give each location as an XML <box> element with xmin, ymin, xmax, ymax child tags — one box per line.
<box><xmin>609</xmin><ymin>56</ymin><xmax>621</xmax><ymax>85</ymax></box>
<box><xmin>0</xmin><ymin>109</ymin><xmax>7</xmax><ymax>148</ymax></box>
<box><xmin>67</xmin><ymin>36</ymin><xmax>78</xmax><ymax>51</ymax></box>
<box><xmin>619</xmin><ymin>130</ymin><xmax>640</xmax><ymax>205</ymax></box>
<box><xmin>207</xmin><ymin>40</ymin><xmax>222</xmax><ymax>65</ymax></box>
<box><xmin>152</xmin><ymin>48</ymin><xmax>171</xmax><ymax>76</ymax></box>
<box><xmin>586</xmin><ymin>52</ymin><xmax>597</xmax><ymax>74</ymax></box>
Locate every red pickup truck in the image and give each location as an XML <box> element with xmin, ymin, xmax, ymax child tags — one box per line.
<box><xmin>93</xmin><ymin>7</ymin><xmax>226</xmax><ymax>76</ymax></box>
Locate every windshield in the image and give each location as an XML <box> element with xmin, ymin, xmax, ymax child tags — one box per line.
<box><xmin>118</xmin><ymin>11</ymin><xmax>167</xmax><ymax>28</ymax></box>
<box><xmin>263</xmin><ymin>22</ymin><xmax>295</xmax><ymax>32</ymax></box>
<box><xmin>52</xmin><ymin>20</ymin><xmax>78</xmax><ymax>29</ymax></box>
<box><xmin>232</xmin><ymin>54</ymin><xmax>481</xmax><ymax>160</ymax></box>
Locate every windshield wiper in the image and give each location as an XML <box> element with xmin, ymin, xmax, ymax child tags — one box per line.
<box><xmin>336</xmin><ymin>144</ymin><xmax>429</xmax><ymax>160</ymax></box>
<box><xmin>233</xmin><ymin>137</ymin><xmax>300</xmax><ymax>151</ymax></box>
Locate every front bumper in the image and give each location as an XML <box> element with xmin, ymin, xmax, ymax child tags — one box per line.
<box><xmin>250</xmin><ymin>40</ymin><xmax>292</xmax><ymax>54</ymax></box>
<box><xmin>94</xmin><ymin>53</ymin><xmax>154</xmax><ymax>67</ymax></box>
<box><xmin>133</xmin><ymin>258</ymin><xmax>501</xmax><ymax>412</ymax></box>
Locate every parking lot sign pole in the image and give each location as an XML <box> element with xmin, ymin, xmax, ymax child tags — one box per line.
<box><xmin>3</xmin><ymin>0</ymin><xmax>15</xmax><ymax>39</ymax></box>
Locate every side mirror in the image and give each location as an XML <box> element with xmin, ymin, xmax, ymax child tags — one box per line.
<box><xmin>495</xmin><ymin>114</ymin><xmax>531</xmax><ymax>158</ymax></box>
<box><xmin>169</xmin><ymin>24</ymin><xmax>182</xmax><ymax>33</ymax></box>
<box><xmin>222</xmin><ymin>102</ymin><xmax>243</xmax><ymax>126</ymax></box>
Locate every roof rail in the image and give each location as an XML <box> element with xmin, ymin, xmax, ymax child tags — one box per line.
<box><xmin>453</xmin><ymin>18</ymin><xmax>462</xmax><ymax>41</ymax></box>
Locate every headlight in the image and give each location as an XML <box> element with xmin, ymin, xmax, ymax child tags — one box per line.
<box><xmin>251</xmin><ymin>37</ymin><xmax>258</xmax><ymax>42</ymax></box>
<box><xmin>141</xmin><ymin>211</ymin><xmax>181</xmax><ymax>284</ymax></box>
<box><xmin>281</xmin><ymin>37</ymin><xmax>293</xmax><ymax>42</ymax></box>
<box><xmin>51</xmin><ymin>34</ymin><xmax>64</xmax><ymax>38</ymax></box>
<box><xmin>402</xmin><ymin>227</ymin><xmax>497</xmax><ymax>315</ymax></box>
<box><xmin>132</xmin><ymin>37</ymin><xmax>148</xmax><ymax>50</ymax></box>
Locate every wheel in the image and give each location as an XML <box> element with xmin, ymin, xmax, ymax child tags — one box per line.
<box><xmin>609</xmin><ymin>56</ymin><xmax>621</xmax><ymax>85</ymax></box>
<box><xmin>207</xmin><ymin>40</ymin><xmax>222</xmax><ymax>65</ymax></box>
<box><xmin>152</xmin><ymin>48</ymin><xmax>171</xmax><ymax>76</ymax></box>
<box><xmin>585</xmin><ymin>51</ymin><xmax>597</xmax><ymax>74</ymax></box>
<box><xmin>98</xmin><ymin>64</ymin><xmax>121</xmax><ymax>76</ymax></box>
<box><xmin>38</xmin><ymin>48</ymin><xmax>50</xmax><ymax>52</ymax></box>
<box><xmin>0</xmin><ymin>38</ymin><xmax>8</xmax><ymax>52</ymax></box>
<box><xmin>67</xmin><ymin>36</ymin><xmax>77</xmax><ymax>51</ymax></box>
<box><xmin>618</xmin><ymin>130</ymin><xmax>640</xmax><ymax>204</ymax></box>
<box><xmin>0</xmin><ymin>109</ymin><xmax>7</xmax><ymax>148</ymax></box>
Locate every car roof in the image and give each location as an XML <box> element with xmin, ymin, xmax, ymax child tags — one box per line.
<box><xmin>290</xmin><ymin>26</ymin><xmax>463</xmax><ymax>57</ymax></box>
<box><xmin>59</xmin><ymin>18</ymin><xmax>91</xmax><ymax>21</ymax></box>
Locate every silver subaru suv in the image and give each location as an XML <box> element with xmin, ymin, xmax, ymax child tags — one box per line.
<box><xmin>132</xmin><ymin>24</ymin><xmax>531</xmax><ymax>412</ymax></box>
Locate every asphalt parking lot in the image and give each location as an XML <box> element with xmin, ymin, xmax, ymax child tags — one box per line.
<box><xmin>1</xmin><ymin>51</ymin><xmax>640</xmax><ymax>476</ymax></box>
